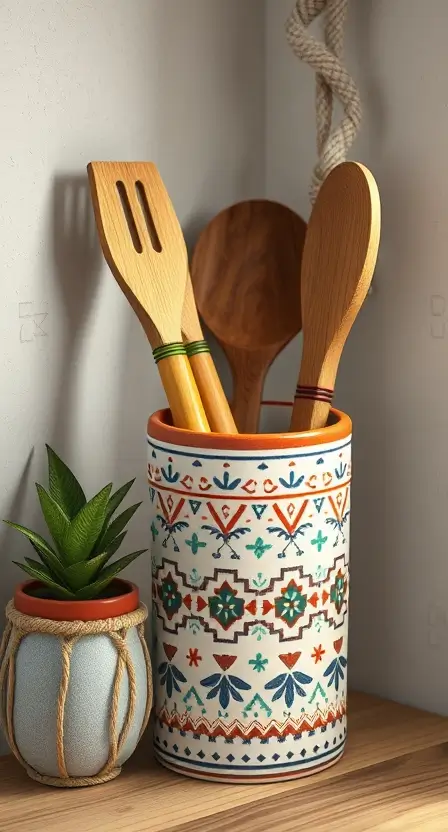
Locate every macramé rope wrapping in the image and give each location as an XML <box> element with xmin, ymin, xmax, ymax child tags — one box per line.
<box><xmin>0</xmin><ymin>601</ymin><xmax>152</xmax><ymax>787</ymax></box>
<box><xmin>286</xmin><ymin>0</ymin><xmax>362</xmax><ymax>203</ymax></box>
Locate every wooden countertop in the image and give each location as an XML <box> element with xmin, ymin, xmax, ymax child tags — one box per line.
<box><xmin>1</xmin><ymin>692</ymin><xmax>448</xmax><ymax>831</ymax></box>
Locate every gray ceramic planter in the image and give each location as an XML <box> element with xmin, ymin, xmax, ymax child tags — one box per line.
<box><xmin>0</xmin><ymin>580</ymin><xmax>152</xmax><ymax>787</ymax></box>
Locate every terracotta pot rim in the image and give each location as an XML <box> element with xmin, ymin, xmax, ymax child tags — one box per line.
<box><xmin>14</xmin><ymin>578</ymin><xmax>139</xmax><ymax>622</ymax></box>
<box><xmin>147</xmin><ymin>403</ymin><xmax>352</xmax><ymax>451</ymax></box>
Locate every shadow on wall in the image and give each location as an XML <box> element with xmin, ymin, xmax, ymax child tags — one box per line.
<box><xmin>49</xmin><ymin>174</ymin><xmax>102</xmax><ymax>456</ymax></box>
<box><xmin>108</xmin><ymin>0</ymin><xmax>265</xmax><ymax>604</ymax></box>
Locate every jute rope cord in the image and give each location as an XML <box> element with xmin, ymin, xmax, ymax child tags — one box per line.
<box><xmin>286</xmin><ymin>0</ymin><xmax>362</xmax><ymax>202</ymax></box>
<box><xmin>0</xmin><ymin>601</ymin><xmax>152</xmax><ymax>787</ymax></box>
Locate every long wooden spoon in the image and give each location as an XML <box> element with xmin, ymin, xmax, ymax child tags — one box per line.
<box><xmin>191</xmin><ymin>199</ymin><xmax>307</xmax><ymax>433</ymax></box>
<box><xmin>87</xmin><ymin>161</ymin><xmax>209</xmax><ymax>432</ymax></box>
<box><xmin>290</xmin><ymin>161</ymin><xmax>381</xmax><ymax>432</ymax></box>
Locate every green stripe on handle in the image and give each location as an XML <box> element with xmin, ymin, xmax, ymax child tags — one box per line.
<box><xmin>185</xmin><ymin>340</ymin><xmax>211</xmax><ymax>357</ymax></box>
<box><xmin>152</xmin><ymin>342</ymin><xmax>187</xmax><ymax>364</ymax></box>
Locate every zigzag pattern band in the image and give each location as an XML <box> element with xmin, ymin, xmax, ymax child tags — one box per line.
<box><xmin>185</xmin><ymin>340</ymin><xmax>211</xmax><ymax>357</ymax></box>
<box><xmin>295</xmin><ymin>384</ymin><xmax>334</xmax><ymax>403</ymax></box>
<box><xmin>152</xmin><ymin>342</ymin><xmax>187</xmax><ymax>364</ymax></box>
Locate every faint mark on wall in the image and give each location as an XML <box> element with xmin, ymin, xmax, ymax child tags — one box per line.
<box><xmin>19</xmin><ymin>302</ymin><xmax>48</xmax><ymax>343</ymax></box>
<box><xmin>430</xmin><ymin>294</ymin><xmax>446</xmax><ymax>339</ymax></box>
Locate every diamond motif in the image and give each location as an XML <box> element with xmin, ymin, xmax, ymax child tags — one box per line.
<box><xmin>286</xmin><ymin>751</ymin><xmax>294</xmax><ymax>759</ymax></box>
<box><xmin>226</xmin><ymin>754</ymin><xmax>235</xmax><ymax>762</ymax></box>
<box><xmin>173</xmin><ymin>744</ymin><xmax>178</xmax><ymax>753</ymax></box>
<box><xmin>197</xmin><ymin>751</ymin><xmax>205</xmax><ymax>759</ymax></box>
<box><xmin>184</xmin><ymin>747</ymin><xmax>191</xmax><ymax>757</ymax></box>
<box><xmin>272</xmin><ymin>753</ymin><xmax>280</xmax><ymax>761</ymax></box>
<box><xmin>209</xmin><ymin>581</ymin><xmax>245</xmax><ymax>630</ymax></box>
<box><xmin>300</xmin><ymin>749</ymin><xmax>307</xmax><ymax>757</ymax></box>
<box><xmin>313</xmin><ymin>745</ymin><xmax>319</xmax><ymax>753</ymax></box>
<box><xmin>212</xmin><ymin>752</ymin><xmax>220</xmax><ymax>761</ymax></box>
<box><xmin>274</xmin><ymin>579</ymin><xmax>307</xmax><ymax>627</ymax></box>
<box><xmin>242</xmin><ymin>754</ymin><xmax>250</xmax><ymax>763</ymax></box>
<box><xmin>257</xmin><ymin>755</ymin><xmax>266</xmax><ymax>762</ymax></box>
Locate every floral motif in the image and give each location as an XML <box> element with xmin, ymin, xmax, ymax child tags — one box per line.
<box><xmin>249</xmin><ymin>653</ymin><xmax>269</xmax><ymax>673</ymax></box>
<box><xmin>311</xmin><ymin>530</ymin><xmax>328</xmax><ymax>552</ymax></box>
<box><xmin>201</xmin><ymin>522</ymin><xmax>250</xmax><ymax>560</ymax></box>
<box><xmin>185</xmin><ymin>532</ymin><xmax>206</xmax><ymax>554</ymax></box>
<box><xmin>157</xmin><ymin>514</ymin><xmax>189</xmax><ymax>553</ymax></box>
<box><xmin>245</xmin><ymin>537</ymin><xmax>272</xmax><ymax>560</ymax></box>
<box><xmin>187</xmin><ymin>647</ymin><xmax>202</xmax><ymax>667</ymax></box>
<box><xmin>324</xmin><ymin>654</ymin><xmax>347</xmax><ymax>691</ymax></box>
<box><xmin>330</xmin><ymin>568</ymin><xmax>347</xmax><ymax>613</ymax></box>
<box><xmin>212</xmin><ymin>471</ymin><xmax>242</xmax><ymax>490</ymax></box>
<box><xmin>208</xmin><ymin>581</ymin><xmax>245</xmax><ymax>630</ymax></box>
<box><xmin>264</xmin><ymin>668</ymin><xmax>313</xmax><ymax>707</ymax></box>
<box><xmin>158</xmin><ymin>645</ymin><xmax>187</xmax><ymax>699</ymax></box>
<box><xmin>250</xmin><ymin>623</ymin><xmax>269</xmax><ymax>641</ymax></box>
<box><xmin>158</xmin><ymin>573</ymin><xmax>182</xmax><ymax>620</ymax></box>
<box><xmin>267</xmin><ymin>522</ymin><xmax>312</xmax><ymax>558</ymax></box>
<box><xmin>311</xmin><ymin>645</ymin><xmax>326</xmax><ymax>663</ymax></box>
<box><xmin>274</xmin><ymin>579</ymin><xmax>307</xmax><ymax>627</ymax></box>
<box><xmin>201</xmin><ymin>671</ymin><xmax>251</xmax><ymax>708</ymax></box>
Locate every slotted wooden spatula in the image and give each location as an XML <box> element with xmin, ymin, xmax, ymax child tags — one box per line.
<box><xmin>87</xmin><ymin>161</ymin><xmax>209</xmax><ymax>432</ymax></box>
<box><xmin>290</xmin><ymin>161</ymin><xmax>381</xmax><ymax>432</ymax></box>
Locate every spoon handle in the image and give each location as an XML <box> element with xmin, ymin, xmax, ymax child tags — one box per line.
<box><xmin>186</xmin><ymin>345</ymin><xmax>238</xmax><ymax>434</ymax></box>
<box><xmin>290</xmin><ymin>384</ymin><xmax>334</xmax><ymax>432</ymax></box>
<box><xmin>154</xmin><ymin>348</ymin><xmax>210</xmax><ymax>432</ymax></box>
<box><xmin>227</xmin><ymin>351</ymin><xmax>270</xmax><ymax>434</ymax></box>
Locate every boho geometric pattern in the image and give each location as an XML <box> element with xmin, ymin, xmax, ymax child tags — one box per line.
<box><xmin>152</xmin><ymin>556</ymin><xmax>348</xmax><ymax>643</ymax></box>
<box><xmin>148</xmin><ymin>429</ymin><xmax>351</xmax><ymax>781</ymax></box>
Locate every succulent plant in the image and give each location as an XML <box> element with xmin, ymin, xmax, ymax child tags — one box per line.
<box><xmin>4</xmin><ymin>445</ymin><xmax>147</xmax><ymax>601</ymax></box>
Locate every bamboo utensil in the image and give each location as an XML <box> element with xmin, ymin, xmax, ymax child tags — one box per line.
<box><xmin>87</xmin><ymin>161</ymin><xmax>210</xmax><ymax>432</ymax></box>
<box><xmin>191</xmin><ymin>199</ymin><xmax>307</xmax><ymax>433</ymax></box>
<box><xmin>181</xmin><ymin>275</ymin><xmax>238</xmax><ymax>434</ymax></box>
<box><xmin>290</xmin><ymin>161</ymin><xmax>381</xmax><ymax>432</ymax></box>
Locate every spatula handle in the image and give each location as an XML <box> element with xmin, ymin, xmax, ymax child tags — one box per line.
<box><xmin>289</xmin><ymin>384</ymin><xmax>334</xmax><ymax>432</ymax></box>
<box><xmin>185</xmin><ymin>341</ymin><xmax>237</xmax><ymax>434</ymax></box>
<box><xmin>153</xmin><ymin>345</ymin><xmax>210</xmax><ymax>432</ymax></box>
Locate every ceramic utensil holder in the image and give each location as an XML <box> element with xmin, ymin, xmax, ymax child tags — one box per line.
<box><xmin>148</xmin><ymin>404</ymin><xmax>351</xmax><ymax>784</ymax></box>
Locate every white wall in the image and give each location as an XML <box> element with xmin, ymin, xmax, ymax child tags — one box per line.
<box><xmin>0</xmin><ymin>0</ymin><xmax>265</xmax><ymax>752</ymax></box>
<box><xmin>2</xmin><ymin>0</ymin><xmax>446</xmax><ymax>758</ymax></box>
<box><xmin>266</xmin><ymin>0</ymin><xmax>448</xmax><ymax>715</ymax></box>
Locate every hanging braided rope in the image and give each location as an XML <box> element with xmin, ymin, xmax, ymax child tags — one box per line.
<box><xmin>286</xmin><ymin>0</ymin><xmax>362</xmax><ymax>202</ymax></box>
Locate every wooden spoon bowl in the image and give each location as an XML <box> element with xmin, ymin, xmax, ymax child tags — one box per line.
<box><xmin>191</xmin><ymin>199</ymin><xmax>306</xmax><ymax>433</ymax></box>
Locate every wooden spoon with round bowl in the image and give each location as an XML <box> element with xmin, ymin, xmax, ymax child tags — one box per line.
<box><xmin>191</xmin><ymin>199</ymin><xmax>307</xmax><ymax>434</ymax></box>
<box><xmin>290</xmin><ymin>161</ymin><xmax>381</xmax><ymax>432</ymax></box>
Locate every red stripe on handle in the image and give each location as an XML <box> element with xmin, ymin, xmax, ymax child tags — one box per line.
<box><xmin>295</xmin><ymin>385</ymin><xmax>334</xmax><ymax>403</ymax></box>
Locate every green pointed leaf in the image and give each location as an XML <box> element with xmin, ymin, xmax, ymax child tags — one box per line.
<box><xmin>36</xmin><ymin>483</ymin><xmax>70</xmax><ymax>553</ymax></box>
<box><xmin>106</xmin><ymin>479</ymin><xmax>135</xmax><ymax>523</ymax></box>
<box><xmin>25</xmin><ymin>557</ymin><xmax>50</xmax><ymax>575</ymax></box>
<box><xmin>89</xmin><ymin>530</ymin><xmax>127</xmax><ymax>563</ymax></box>
<box><xmin>13</xmin><ymin>561</ymin><xmax>76</xmax><ymax>600</ymax></box>
<box><xmin>98</xmin><ymin>503</ymin><xmax>142</xmax><ymax>553</ymax></box>
<box><xmin>29</xmin><ymin>540</ymin><xmax>69</xmax><ymax>585</ymax></box>
<box><xmin>46</xmin><ymin>445</ymin><xmax>86</xmax><ymax>519</ymax></box>
<box><xmin>63</xmin><ymin>549</ymin><xmax>119</xmax><ymax>591</ymax></box>
<box><xmin>74</xmin><ymin>550</ymin><xmax>146</xmax><ymax>600</ymax></box>
<box><xmin>3</xmin><ymin>521</ymin><xmax>61</xmax><ymax>563</ymax></box>
<box><xmin>62</xmin><ymin>483</ymin><xmax>112</xmax><ymax>565</ymax></box>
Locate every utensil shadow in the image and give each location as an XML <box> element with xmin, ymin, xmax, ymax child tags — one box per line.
<box><xmin>48</xmin><ymin>174</ymin><xmax>102</xmax><ymax>458</ymax></box>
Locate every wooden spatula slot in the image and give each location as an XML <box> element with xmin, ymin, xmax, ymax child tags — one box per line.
<box><xmin>115</xmin><ymin>181</ymin><xmax>143</xmax><ymax>254</ymax></box>
<box><xmin>135</xmin><ymin>180</ymin><xmax>162</xmax><ymax>253</ymax></box>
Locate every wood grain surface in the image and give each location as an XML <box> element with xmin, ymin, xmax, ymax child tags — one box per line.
<box><xmin>88</xmin><ymin>161</ymin><xmax>209</xmax><ymax>433</ymax></box>
<box><xmin>290</xmin><ymin>161</ymin><xmax>380</xmax><ymax>432</ymax></box>
<box><xmin>1</xmin><ymin>692</ymin><xmax>448</xmax><ymax>831</ymax></box>
<box><xmin>191</xmin><ymin>199</ymin><xmax>306</xmax><ymax>434</ymax></box>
